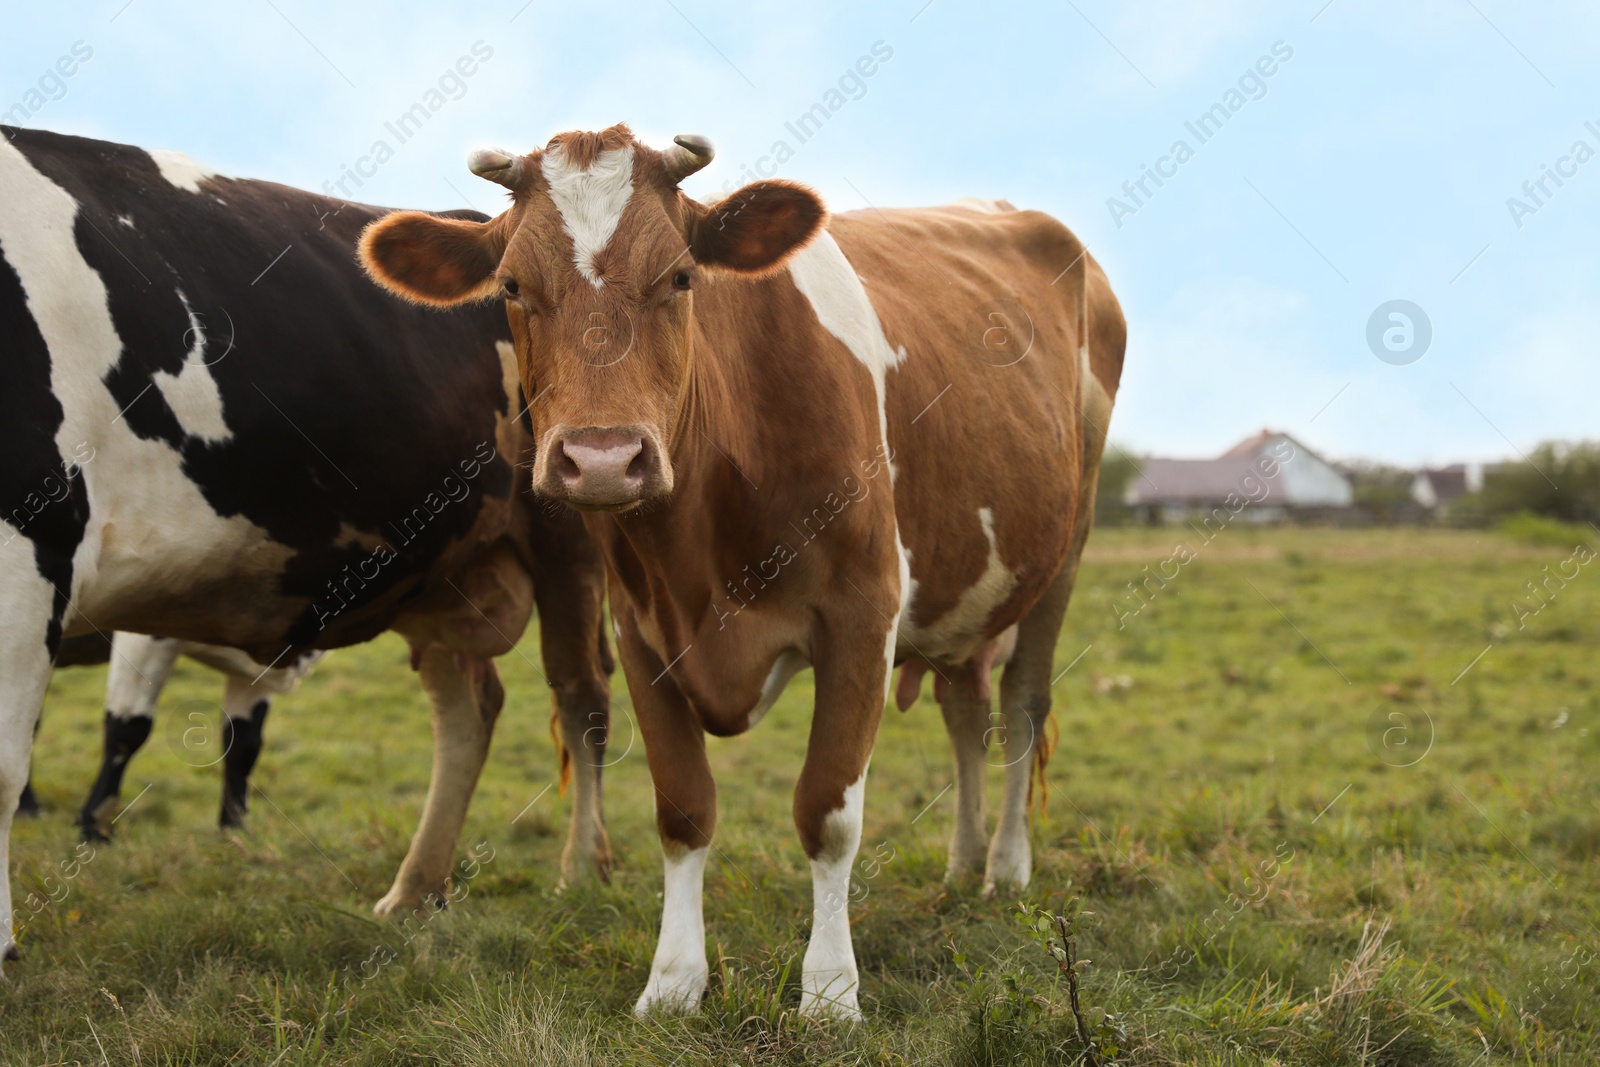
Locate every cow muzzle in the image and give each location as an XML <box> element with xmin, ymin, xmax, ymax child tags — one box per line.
<box><xmin>536</xmin><ymin>425</ymin><xmax>672</xmax><ymax>510</ymax></box>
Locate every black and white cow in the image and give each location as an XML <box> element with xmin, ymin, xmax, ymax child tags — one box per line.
<box><xmin>0</xmin><ymin>126</ymin><xmax>615</xmax><ymax>969</ymax></box>
<box><xmin>14</xmin><ymin>631</ymin><xmax>322</xmax><ymax>837</ymax></box>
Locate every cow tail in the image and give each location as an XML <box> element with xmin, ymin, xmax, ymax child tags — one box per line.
<box><xmin>597</xmin><ymin>614</ymin><xmax>615</xmax><ymax>675</ymax></box>
<box><xmin>550</xmin><ymin>711</ymin><xmax>572</xmax><ymax>796</ymax></box>
<box><xmin>1028</xmin><ymin>709</ymin><xmax>1059</xmax><ymax>824</ymax></box>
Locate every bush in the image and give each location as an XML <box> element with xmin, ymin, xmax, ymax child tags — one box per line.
<box><xmin>1342</xmin><ymin>462</ymin><xmax>1418</xmax><ymax>524</ymax></box>
<box><xmin>1472</xmin><ymin>441</ymin><xmax>1600</xmax><ymax>525</ymax></box>
<box><xmin>1498</xmin><ymin>511</ymin><xmax>1598</xmax><ymax>549</ymax></box>
<box><xmin>1093</xmin><ymin>447</ymin><xmax>1141</xmax><ymax>527</ymax></box>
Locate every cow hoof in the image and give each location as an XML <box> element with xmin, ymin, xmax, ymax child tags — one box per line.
<box><xmin>983</xmin><ymin>848</ymin><xmax>1032</xmax><ymax>897</ymax></box>
<box><xmin>4</xmin><ymin>942</ymin><xmax>20</xmax><ymax>962</ymax></box>
<box><xmin>373</xmin><ymin>885</ymin><xmax>445</xmax><ymax>920</ymax></box>
<box><xmin>632</xmin><ymin>969</ymin><xmax>708</xmax><ymax>1017</ymax></box>
<box><xmin>980</xmin><ymin>871</ymin><xmax>1031</xmax><ymax>900</ymax></box>
<box><xmin>799</xmin><ymin>988</ymin><xmax>863</xmax><ymax>1022</ymax></box>
<box><xmin>373</xmin><ymin>890</ymin><xmax>418</xmax><ymax>920</ymax></box>
<box><xmin>561</xmin><ymin>833</ymin><xmax>613</xmax><ymax>887</ymax></box>
<box><xmin>944</xmin><ymin>855</ymin><xmax>986</xmax><ymax>884</ymax></box>
<box><xmin>78</xmin><ymin>822</ymin><xmax>110</xmax><ymax>845</ymax></box>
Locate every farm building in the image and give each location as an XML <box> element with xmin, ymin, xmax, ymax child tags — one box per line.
<box><xmin>1410</xmin><ymin>463</ymin><xmax>1484</xmax><ymax>512</ymax></box>
<box><xmin>1124</xmin><ymin>429</ymin><xmax>1354</xmax><ymax>524</ymax></box>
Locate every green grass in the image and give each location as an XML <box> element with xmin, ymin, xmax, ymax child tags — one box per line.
<box><xmin>5</xmin><ymin>526</ymin><xmax>1598</xmax><ymax>1065</ymax></box>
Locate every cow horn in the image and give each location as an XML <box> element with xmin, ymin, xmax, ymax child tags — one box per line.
<box><xmin>662</xmin><ymin>134</ymin><xmax>714</xmax><ymax>183</ymax></box>
<box><xmin>468</xmin><ymin>147</ymin><xmax>523</xmax><ymax>188</ymax></box>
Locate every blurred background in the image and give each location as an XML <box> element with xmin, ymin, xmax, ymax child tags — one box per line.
<box><xmin>5</xmin><ymin>0</ymin><xmax>1596</xmax><ymax>485</ymax></box>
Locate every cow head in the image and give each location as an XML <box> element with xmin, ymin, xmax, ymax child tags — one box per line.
<box><xmin>360</xmin><ymin>124</ymin><xmax>826</xmax><ymax>511</ymax></box>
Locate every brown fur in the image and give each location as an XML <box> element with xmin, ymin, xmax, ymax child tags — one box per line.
<box><xmin>361</xmin><ymin>130</ymin><xmax>1126</xmax><ymax>993</ymax></box>
<box><xmin>545</xmin><ymin>123</ymin><xmax>635</xmax><ymax>171</ymax></box>
<box><xmin>359</xmin><ymin>212</ymin><xmax>507</xmax><ymax>306</ymax></box>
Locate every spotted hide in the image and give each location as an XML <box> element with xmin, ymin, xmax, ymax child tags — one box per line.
<box><xmin>0</xmin><ymin>126</ymin><xmax>614</xmax><ymax>971</ymax></box>
<box><xmin>364</xmin><ymin>124</ymin><xmax>1126</xmax><ymax>1019</ymax></box>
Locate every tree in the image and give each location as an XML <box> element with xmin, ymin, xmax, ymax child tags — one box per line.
<box><xmin>1341</xmin><ymin>462</ymin><xmax>1417</xmax><ymax>524</ymax></box>
<box><xmin>1474</xmin><ymin>441</ymin><xmax>1600</xmax><ymax>525</ymax></box>
<box><xmin>1094</xmin><ymin>447</ymin><xmax>1142</xmax><ymax>527</ymax></box>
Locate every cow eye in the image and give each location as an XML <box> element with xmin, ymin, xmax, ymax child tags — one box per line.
<box><xmin>501</xmin><ymin>278</ymin><xmax>520</xmax><ymax>298</ymax></box>
<box><xmin>671</xmin><ymin>270</ymin><xmax>692</xmax><ymax>291</ymax></box>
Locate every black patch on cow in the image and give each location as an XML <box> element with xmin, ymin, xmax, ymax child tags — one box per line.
<box><xmin>55</xmin><ymin>631</ymin><xmax>113</xmax><ymax>667</ymax></box>
<box><xmin>14</xmin><ymin>778</ymin><xmax>41</xmax><ymax>818</ymax></box>
<box><xmin>76</xmin><ymin>711</ymin><xmax>153</xmax><ymax>841</ymax></box>
<box><xmin>5</xmin><ymin>126</ymin><xmax>516</xmax><ymax>651</ymax></box>
<box><xmin>219</xmin><ymin>698</ymin><xmax>269</xmax><ymax>828</ymax></box>
<box><xmin>0</xmin><ymin>240</ymin><xmax>90</xmax><ymax>656</ymax></box>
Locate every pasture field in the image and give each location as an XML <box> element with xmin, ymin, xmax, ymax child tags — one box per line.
<box><xmin>4</xmin><ymin>526</ymin><xmax>1598</xmax><ymax>1066</ymax></box>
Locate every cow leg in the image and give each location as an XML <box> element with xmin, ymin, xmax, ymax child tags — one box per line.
<box><xmin>374</xmin><ymin>646</ymin><xmax>503</xmax><ymax>918</ymax></box>
<box><xmin>527</xmin><ymin>519</ymin><xmax>612</xmax><ymax>884</ymax></box>
<box><xmin>937</xmin><ymin>663</ymin><xmax>990</xmax><ymax>878</ymax></box>
<box><xmin>218</xmin><ymin>675</ymin><xmax>271</xmax><ymax>829</ymax></box>
<box><xmin>77</xmin><ymin>634</ymin><xmax>179</xmax><ymax>841</ymax></box>
<box><xmin>795</xmin><ymin>618</ymin><xmax>893</xmax><ymax>1020</ymax></box>
<box><xmin>14</xmin><ymin>717</ymin><xmax>41</xmax><ymax>818</ymax></box>
<box><xmin>0</xmin><ymin>547</ymin><xmax>62</xmax><ymax>973</ymax></box>
<box><xmin>14</xmin><ymin>779</ymin><xmax>40</xmax><ymax>818</ymax></box>
<box><xmin>551</xmin><ymin>670</ymin><xmax>610</xmax><ymax>883</ymax></box>
<box><xmin>624</xmin><ymin>620</ymin><xmax>716</xmax><ymax>1017</ymax></box>
<box><xmin>986</xmin><ymin>567</ymin><xmax>1074</xmax><ymax>894</ymax></box>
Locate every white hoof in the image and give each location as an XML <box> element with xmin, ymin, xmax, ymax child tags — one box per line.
<box><xmin>800</xmin><ymin>972</ymin><xmax>861</xmax><ymax>1021</ymax></box>
<box><xmin>633</xmin><ymin>966</ymin><xmax>708</xmax><ymax>1017</ymax></box>
<box><xmin>372</xmin><ymin>886</ymin><xmax>437</xmax><ymax>920</ymax></box>
<box><xmin>984</xmin><ymin>839</ymin><xmax>1032</xmax><ymax>897</ymax></box>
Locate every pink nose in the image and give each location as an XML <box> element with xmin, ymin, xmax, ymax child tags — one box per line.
<box><xmin>543</xmin><ymin>426</ymin><xmax>665</xmax><ymax>507</ymax></box>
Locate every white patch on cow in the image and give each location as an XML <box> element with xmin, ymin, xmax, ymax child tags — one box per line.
<box><xmin>150</xmin><ymin>292</ymin><xmax>232</xmax><ymax>443</ymax></box>
<box><xmin>749</xmin><ymin>648</ymin><xmax>807</xmax><ymax>728</ymax></box>
<box><xmin>635</xmin><ymin>844</ymin><xmax>710</xmax><ymax>1015</ymax></box>
<box><xmin>178</xmin><ymin>638</ymin><xmax>321</xmax><ymax>692</ymax></box>
<box><xmin>115</xmin><ymin>214</ymin><xmax>135</xmax><ymax>229</ymax></box>
<box><xmin>985</xmin><ymin>800</ymin><xmax>1034</xmax><ymax>891</ymax></box>
<box><xmin>787</xmin><ymin>231</ymin><xmax>904</xmax><ymax>445</ymax></box>
<box><xmin>540</xmin><ymin>144</ymin><xmax>635</xmax><ymax>287</ymax></box>
<box><xmin>148</xmin><ymin>149</ymin><xmax>219</xmax><ymax>193</ymax></box>
<box><xmin>0</xmin><ymin>138</ymin><xmax>283</xmax><ymax>636</ymax></box>
<box><xmin>891</xmin><ymin>532</ymin><xmax>914</xmax><ymax>669</ymax></box>
<box><xmin>105</xmin><ymin>634</ymin><xmax>180</xmax><ymax>720</ymax></box>
<box><xmin>801</xmin><ymin>770</ymin><xmax>867</xmax><ymax>1019</ymax></box>
<box><xmin>894</xmin><ymin>536</ymin><xmax>918</xmax><ymax>663</ymax></box>
<box><xmin>901</xmin><ymin>507</ymin><xmax>1019</xmax><ymax>664</ymax></box>
<box><xmin>0</xmin><ymin>532</ymin><xmax>58</xmax><ymax>973</ymax></box>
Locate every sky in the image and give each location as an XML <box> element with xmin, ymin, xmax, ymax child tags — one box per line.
<box><xmin>3</xmin><ymin>0</ymin><xmax>1595</xmax><ymax>466</ymax></box>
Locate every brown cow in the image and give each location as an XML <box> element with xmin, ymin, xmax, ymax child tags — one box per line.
<box><xmin>361</xmin><ymin>124</ymin><xmax>1125</xmax><ymax>1019</ymax></box>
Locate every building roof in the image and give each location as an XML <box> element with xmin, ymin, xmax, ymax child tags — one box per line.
<box><xmin>1125</xmin><ymin>428</ymin><xmax>1352</xmax><ymax>508</ymax></box>
<box><xmin>1410</xmin><ymin>463</ymin><xmax>1483</xmax><ymax>508</ymax></box>
<box><xmin>1220</xmin><ymin>428</ymin><xmax>1282</xmax><ymax>459</ymax></box>
<box><xmin>1126</xmin><ymin>456</ymin><xmax>1268</xmax><ymax>505</ymax></box>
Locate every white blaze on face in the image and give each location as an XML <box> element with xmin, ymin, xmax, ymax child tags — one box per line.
<box><xmin>147</xmin><ymin>149</ymin><xmax>220</xmax><ymax>193</ymax></box>
<box><xmin>540</xmin><ymin>144</ymin><xmax>636</xmax><ymax>288</ymax></box>
<box><xmin>150</xmin><ymin>291</ymin><xmax>232</xmax><ymax>444</ymax></box>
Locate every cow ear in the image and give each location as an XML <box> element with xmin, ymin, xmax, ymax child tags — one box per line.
<box><xmin>690</xmin><ymin>181</ymin><xmax>827</xmax><ymax>273</ymax></box>
<box><xmin>360</xmin><ymin>211</ymin><xmax>507</xmax><ymax>306</ymax></box>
